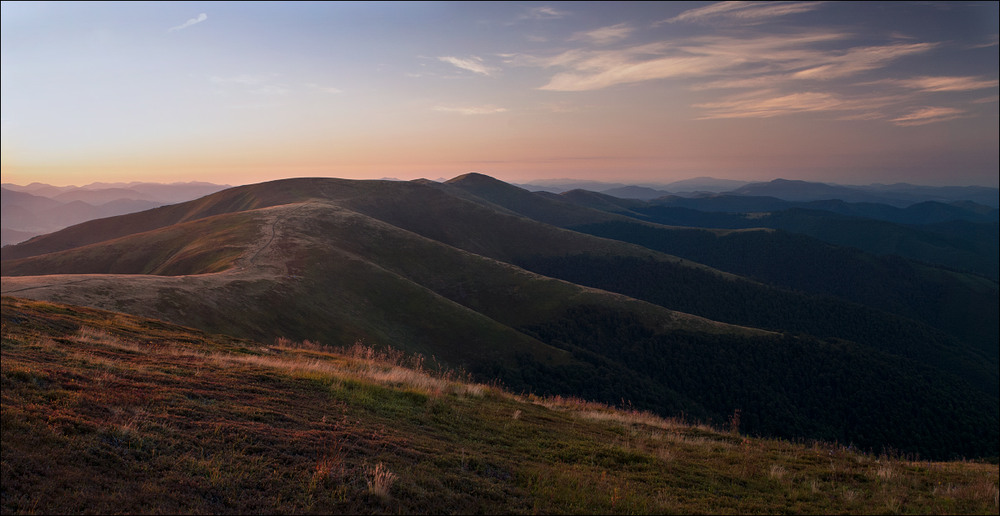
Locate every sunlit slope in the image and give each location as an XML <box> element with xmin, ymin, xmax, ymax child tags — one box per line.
<box><xmin>0</xmin><ymin>200</ymin><xmax>737</xmax><ymax>415</ymax></box>
<box><xmin>1</xmin><ymin>203</ymin><xmax>565</xmax><ymax>365</ymax></box>
<box><xmin>1</xmin><ymin>210</ymin><xmax>261</xmax><ymax>276</ymax></box>
<box><xmin>2</xmin><ymin>176</ymin><xmax>725</xmax><ymax>273</ymax></box>
<box><xmin>0</xmin><ymin>178</ymin><xmax>422</xmax><ymax>262</ymax></box>
<box><xmin>4</xmin><ymin>297</ymin><xmax>997</xmax><ymax>514</ymax></box>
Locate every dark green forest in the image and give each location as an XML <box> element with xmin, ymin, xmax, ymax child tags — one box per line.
<box><xmin>566</xmin><ymin>221</ymin><xmax>999</xmax><ymax>363</ymax></box>
<box><xmin>508</xmin><ymin>304</ymin><xmax>998</xmax><ymax>460</ymax></box>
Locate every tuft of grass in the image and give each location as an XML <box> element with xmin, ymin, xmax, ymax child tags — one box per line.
<box><xmin>364</xmin><ymin>462</ymin><xmax>398</xmax><ymax>499</ymax></box>
<box><xmin>311</xmin><ymin>440</ymin><xmax>348</xmax><ymax>490</ymax></box>
<box><xmin>874</xmin><ymin>461</ymin><xmax>895</xmax><ymax>482</ymax></box>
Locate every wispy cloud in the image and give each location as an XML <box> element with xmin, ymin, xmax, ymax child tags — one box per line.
<box><xmin>889</xmin><ymin>106</ymin><xmax>966</xmax><ymax>126</ymax></box>
<box><xmin>868</xmin><ymin>75</ymin><xmax>999</xmax><ymax>92</ymax></box>
<box><xmin>967</xmin><ymin>34</ymin><xmax>999</xmax><ymax>49</ymax></box>
<box><xmin>521</xmin><ymin>6</ymin><xmax>570</xmax><ymax>20</ymax></box>
<box><xmin>438</xmin><ymin>56</ymin><xmax>498</xmax><ymax>76</ymax></box>
<box><xmin>690</xmin><ymin>75</ymin><xmax>788</xmax><ymax>90</ymax></box>
<box><xmin>531</xmin><ymin>32</ymin><xmax>935</xmax><ymax>92</ymax></box>
<box><xmin>168</xmin><ymin>13</ymin><xmax>207</xmax><ymax>32</ymax></box>
<box><xmin>834</xmin><ymin>111</ymin><xmax>888</xmax><ymax>122</ymax></box>
<box><xmin>692</xmin><ymin>82</ymin><xmax>985</xmax><ymax>124</ymax></box>
<box><xmin>693</xmin><ymin>89</ymin><xmax>856</xmax><ymax>119</ymax></box>
<box><xmin>789</xmin><ymin>42</ymin><xmax>937</xmax><ymax>80</ymax></box>
<box><xmin>433</xmin><ymin>105</ymin><xmax>508</xmax><ymax>115</ymax></box>
<box><xmin>509</xmin><ymin>5</ymin><xmax>984</xmax><ymax>127</ymax></box>
<box><xmin>571</xmin><ymin>23</ymin><xmax>634</xmax><ymax>45</ymax></box>
<box><xmin>539</xmin><ymin>54</ymin><xmax>730</xmax><ymax>91</ymax></box>
<box><xmin>660</xmin><ymin>1</ymin><xmax>825</xmax><ymax>25</ymax></box>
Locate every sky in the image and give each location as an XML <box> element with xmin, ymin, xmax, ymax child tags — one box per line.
<box><xmin>1</xmin><ymin>1</ymin><xmax>998</xmax><ymax>187</ymax></box>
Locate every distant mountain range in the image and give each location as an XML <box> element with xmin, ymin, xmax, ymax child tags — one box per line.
<box><xmin>726</xmin><ymin>179</ymin><xmax>999</xmax><ymax>207</ymax></box>
<box><xmin>554</xmin><ymin>190</ymin><xmax>998</xmax><ymax>280</ymax></box>
<box><xmin>3</xmin><ymin>174</ymin><xmax>996</xmax><ymax>459</ymax></box>
<box><xmin>1</xmin><ymin>181</ymin><xmax>229</xmax><ymax>245</ymax></box>
<box><xmin>518</xmin><ymin>177</ymin><xmax>1000</xmax><ymax>206</ymax></box>
<box><xmin>516</xmin><ymin>177</ymin><xmax>750</xmax><ymax>198</ymax></box>
<box><xmin>6</xmin><ymin>178</ymin><xmax>993</xmax><ymax>247</ymax></box>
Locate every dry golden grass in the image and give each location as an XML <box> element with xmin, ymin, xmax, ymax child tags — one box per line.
<box><xmin>364</xmin><ymin>462</ymin><xmax>398</xmax><ymax>499</ymax></box>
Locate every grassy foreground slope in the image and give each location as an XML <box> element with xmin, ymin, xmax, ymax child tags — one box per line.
<box><xmin>2</xmin><ymin>297</ymin><xmax>997</xmax><ymax>515</ymax></box>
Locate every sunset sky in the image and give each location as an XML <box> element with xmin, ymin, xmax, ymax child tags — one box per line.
<box><xmin>2</xmin><ymin>1</ymin><xmax>998</xmax><ymax>187</ymax></box>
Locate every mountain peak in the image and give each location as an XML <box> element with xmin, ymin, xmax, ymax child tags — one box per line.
<box><xmin>446</xmin><ymin>172</ymin><xmax>506</xmax><ymax>185</ymax></box>
<box><xmin>445</xmin><ymin>173</ymin><xmax>533</xmax><ymax>198</ymax></box>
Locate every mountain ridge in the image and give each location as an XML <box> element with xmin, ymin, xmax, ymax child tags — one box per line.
<box><xmin>2</xmin><ymin>174</ymin><xmax>996</xmax><ymax>459</ymax></box>
<box><xmin>1</xmin><ymin>182</ymin><xmax>230</xmax><ymax>246</ymax></box>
